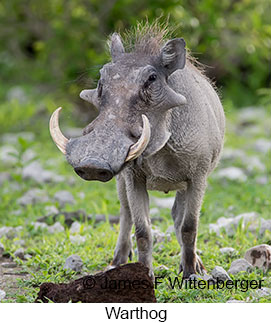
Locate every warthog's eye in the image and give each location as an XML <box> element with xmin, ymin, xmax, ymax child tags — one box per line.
<box><xmin>143</xmin><ymin>73</ymin><xmax>157</xmax><ymax>90</ymax></box>
<box><xmin>97</xmin><ymin>81</ymin><xmax>103</xmax><ymax>98</ymax></box>
<box><xmin>148</xmin><ymin>73</ymin><xmax>157</xmax><ymax>82</ymax></box>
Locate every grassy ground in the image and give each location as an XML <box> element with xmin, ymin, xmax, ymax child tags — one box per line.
<box><xmin>0</xmin><ymin>94</ymin><xmax>270</xmax><ymax>303</ymax></box>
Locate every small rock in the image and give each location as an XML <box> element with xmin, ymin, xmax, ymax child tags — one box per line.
<box><xmin>70</xmin><ymin>221</ymin><xmax>81</xmax><ymax>234</ymax></box>
<box><xmin>254</xmin><ymin>287</ymin><xmax>271</xmax><ymax>298</ymax></box>
<box><xmin>21</xmin><ymin>149</ymin><xmax>36</xmax><ymax>163</ymax></box>
<box><xmin>158</xmin><ymin>244</ymin><xmax>165</xmax><ymax>252</ymax></box>
<box><xmin>1</xmin><ymin>262</ymin><xmax>17</xmax><ymax>268</ymax></box>
<box><xmin>37</xmin><ymin>210</ymin><xmax>89</xmax><ymax>227</ymax></box>
<box><xmin>6</xmin><ymin>86</ymin><xmax>27</xmax><ymax>103</ymax></box>
<box><xmin>244</xmin><ymin>156</ymin><xmax>266</xmax><ymax>173</ymax></box>
<box><xmin>216</xmin><ymin>167</ymin><xmax>247</xmax><ymax>182</ymax></box>
<box><xmin>88</xmin><ymin>214</ymin><xmax>120</xmax><ymax>225</ymax></box>
<box><xmin>220</xmin><ymin>247</ymin><xmax>235</xmax><ymax>255</ymax></box>
<box><xmin>68</xmin><ymin>177</ymin><xmax>76</xmax><ymax>185</ymax></box>
<box><xmin>22</xmin><ymin>161</ymin><xmax>64</xmax><ymax>184</ymax></box>
<box><xmin>14</xmin><ymin>248</ymin><xmax>25</xmax><ymax>260</ymax></box>
<box><xmin>209</xmin><ymin>223</ymin><xmax>221</xmax><ymax>236</ymax></box>
<box><xmin>14</xmin><ymin>239</ymin><xmax>25</xmax><ymax>247</ymax></box>
<box><xmin>54</xmin><ymin>191</ymin><xmax>75</xmax><ymax>207</ymax></box>
<box><xmin>0</xmin><ymin>227</ymin><xmax>9</xmax><ymax>239</ymax></box>
<box><xmin>0</xmin><ymin>289</ymin><xmax>6</xmax><ymax>301</ymax></box>
<box><xmin>17</xmin><ymin>189</ymin><xmax>49</xmax><ymax>206</ymax></box>
<box><xmin>5</xmin><ymin>182</ymin><xmax>21</xmax><ymax>193</ymax></box>
<box><xmin>238</xmin><ymin>106</ymin><xmax>265</xmax><ymax>123</ymax></box>
<box><xmin>255</xmin><ymin>176</ymin><xmax>268</xmax><ymax>185</ymax></box>
<box><xmin>149</xmin><ymin>208</ymin><xmax>160</xmax><ymax>215</ymax></box>
<box><xmin>228</xmin><ymin>259</ymin><xmax>253</xmax><ymax>275</ymax></box>
<box><xmin>221</xmin><ymin>148</ymin><xmax>246</xmax><ymax>162</ymax></box>
<box><xmin>211</xmin><ymin>266</ymin><xmax>232</xmax><ymax>281</ymax></box>
<box><xmin>244</xmin><ymin>244</ymin><xmax>271</xmax><ymax>272</ymax></box>
<box><xmin>90</xmin><ymin>214</ymin><xmax>106</xmax><ymax>222</ymax></box>
<box><xmin>254</xmin><ymin>138</ymin><xmax>271</xmax><ymax>154</ymax></box>
<box><xmin>48</xmin><ymin>222</ymin><xmax>64</xmax><ymax>234</ymax></box>
<box><xmin>1</xmin><ymin>131</ymin><xmax>35</xmax><ymax>144</ymax></box>
<box><xmin>32</xmin><ymin>222</ymin><xmax>49</xmax><ymax>230</ymax></box>
<box><xmin>155</xmin><ymin>265</ymin><xmax>169</xmax><ymax>272</ymax></box>
<box><xmin>11</xmin><ymin>209</ymin><xmax>22</xmax><ymax>216</ymax></box>
<box><xmin>0</xmin><ymin>242</ymin><xmax>4</xmax><ymax>255</ymax></box>
<box><xmin>44</xmin><ymin>205</ymin><xmax>59</xmax><ymax>217</ymax></box>
<box><xmin>209</xmin><ymin>212</ymin><xmax>260</xmax><ymax>236</ymax></box>
<box><xmin>226</xmin><ymin>299</ymin><xmax>246</xmax><ymax>303</ymax></box>
<box><xmin>234</xmin><ymin>212</ymin><xmax>260</xmax><ymax>226</ymax></box>
<box><xmin>77</xmin><ymin>192</ymin><xmax>85</xmax><ymax>199</ymax></box>
<box><xmin>0</xmin><ymin>172</ymin><xmax>10</xmax><ymax>185</ymax></box>
<box><xmin>63</xmin><ymin>255</ymin><xmax>83</xmax><ymax>272</ymax></box>
<box><xmin>151</xmin><ymin>228</ymin><xmax>171</xmax><ymax>244</ymax></box>
<box><xmin>259</xmin><ymin>219</ymin><xmax>271</xmax><ymax>235</ymax></box>
<box><xmin>0</xmin><ymin>145</ymin><xmax>18</xmax><ymax>164</ymax></box>
<box><xmin>0</xmin><ymin>226</ymin><xmax>20</xmax><ymax>239</ymax></box>
<box><xmin>151</xmin><ymin>216</ymin><xmax>163</xmax><ymax>224</ymax></box>
<box><xmin>152</xmin><ymin>197</ymin><xmax>175</xmax><ymax>209</ymax></box>
<box><xmin>166</xmin><ymin>225</ymin><xmax>175</xmax><ymax>235</ymax></box>
<box><xmin>70</xmin><ymin>235</ymin><xmax>86</xmax><ymax>245</ymax></box>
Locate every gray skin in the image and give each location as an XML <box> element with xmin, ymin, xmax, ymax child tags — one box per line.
<box><xmin>65</xmin><ymin>33</ymin><xmax>225</xmax><ymax>279</ymax></box>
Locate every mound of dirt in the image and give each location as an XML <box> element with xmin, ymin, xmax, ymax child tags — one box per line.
<box><xmin>35</xmin><ymin>262</ymin><xmax>156</xmax><ymax>303</ymax></box>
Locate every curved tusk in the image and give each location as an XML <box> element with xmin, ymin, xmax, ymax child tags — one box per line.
<box><xmin>49</xmin><ymin>107</ymin><xmax>69</xmax><ymax>154</ymax></box>
<box><xmin>125</xmin><ymin>114</ymin><xmax>151</xmax><ymax>162</ymax></box>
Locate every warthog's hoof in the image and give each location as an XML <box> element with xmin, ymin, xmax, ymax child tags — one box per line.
<box><xmin>179</xmin><ymin>254</ymin><xmax>206</xmax><ymax>279</ymax></box>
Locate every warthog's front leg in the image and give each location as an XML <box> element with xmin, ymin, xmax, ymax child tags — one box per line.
<box><xmin>125</xmin><ymin>173</ymin><xmax>153</xmax><ymax>274</ymax></box>
<box><xmin>173</xmin><ymin>177</ymin><xmax>207</xmax><ymax>279</ymax></box>
<box><xmin>111</xmin><ymin>175</ymin><xmax>133</xmax><ymax>267</ymax></box>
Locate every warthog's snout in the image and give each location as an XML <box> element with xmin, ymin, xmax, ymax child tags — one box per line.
<box><xmin>49</xmin><ymin>108</ymin><xmax>151</xmax><ymax>182</ymax></box>
<box><xmin>74</xmin><ymin>158</ymin><xmax>113</xmax><ymax>182</ymax></box>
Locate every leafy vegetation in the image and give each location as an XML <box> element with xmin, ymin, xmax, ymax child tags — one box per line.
<box><xmin>0</xmin><ymin>0</ymin><xmax>270</xmax><ymax>106</ymax></box>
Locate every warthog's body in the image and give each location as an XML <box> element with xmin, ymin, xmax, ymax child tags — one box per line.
<box><xmin>50</xmin><ymin>25</ymin><xmax>225</xmax><ymax>278</ymax></box>
<box><xmin>142</xmin><ymin>63</ymin><xmax>224</xmax><ymax>192</ymax></box>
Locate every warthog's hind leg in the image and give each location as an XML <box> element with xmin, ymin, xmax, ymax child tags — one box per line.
<box><xmin>172</xmin><ymin>178</ymin><xmax>207</xmax><ymax>279</ymax></box>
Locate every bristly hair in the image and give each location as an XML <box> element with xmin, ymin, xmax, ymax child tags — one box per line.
<box><xmin>121</xmin><ymin>19</ymin><xmax>173</xmax><ymax>55</ymax></box>
<box><xmin>108</xmin><ymin>19</ymin><xmax>210</xmax><ymax>83</ymax></box>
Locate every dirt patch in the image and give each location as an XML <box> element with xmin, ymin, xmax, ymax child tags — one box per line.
<box><xmin>36</xmin><ymin>262</ymin><xmax>156</xmax><ymax>303</ymax></box>
<box><xmin>0</xmin><ymin>256</ymin><xmax>30</xmax><ymax>302</ymax></box>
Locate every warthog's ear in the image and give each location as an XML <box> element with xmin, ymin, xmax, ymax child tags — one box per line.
<box><xmin>110</xmin><ymin>33</ymin><xmax>125</xmax><ymax>62</ymax></box>
<box><xmin>80</xmin><ymin>89</ymin><xmax>99</xmax><ymax>108</ymax></box>
<box><xmin>160</xmin><ymin>38</ymin><xmax>186</xmax><ymax>77</ymax></box>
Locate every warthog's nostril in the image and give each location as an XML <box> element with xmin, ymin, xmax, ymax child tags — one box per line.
<box><xmin>74</xmin><ymin>159</ymin><xmax>113</xmax><ymax>182</ymax></box>
<box><xmin>74</xmin><ymin>168</ymin><xmax>86</xmax><ymax>178</ymax></box>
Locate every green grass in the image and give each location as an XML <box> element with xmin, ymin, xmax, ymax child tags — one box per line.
<box><xmin>0</xmin><ymin>97</ymin><xmax>270</xmax><ymax>303</ymax></box>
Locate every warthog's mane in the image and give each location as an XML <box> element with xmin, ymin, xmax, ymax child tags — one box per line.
<box><xmin>108</xmin><ymin>20</ymin><xmax>216</xmax><ymax>89</ymax></box>
<box><xmin>121</xmin><ymin>20</ymin><xmax>172</xmax><ymax>56</ymax></box>
<box><xmin>109</xmin><ymin>21</ymin><xmax>202</xmax><ymax>67</ymax></box>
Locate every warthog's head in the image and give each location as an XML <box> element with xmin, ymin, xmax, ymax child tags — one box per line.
<box><xmin>49</xmin><ymin>33</ymin><xmax>187</xmax><ymax>182</ymax></box>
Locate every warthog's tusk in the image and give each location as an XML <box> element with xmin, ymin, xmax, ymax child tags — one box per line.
<box><xmin>49</xmin><ymin>107</ymin><xmax>69</xmax><ymax>154</ymax></box>
<box><xmin>125</xmin><ymin>115</ymin><xmax>151</xmax><ymax>162</ymax></box>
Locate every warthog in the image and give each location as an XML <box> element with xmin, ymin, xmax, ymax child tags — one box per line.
<box><xmin>49</xmin><ymin>25</ymin><xmax>225</xmax><ymax>278</ymax></box>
